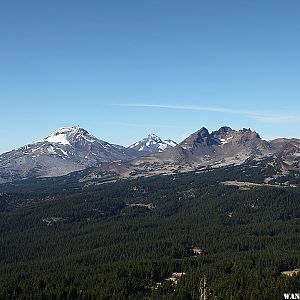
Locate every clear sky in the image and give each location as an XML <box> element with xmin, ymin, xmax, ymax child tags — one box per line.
<box><xmin>1</xmin><ymin>0</ymin><xmax>300</xmax><ymax>153</ymax></box>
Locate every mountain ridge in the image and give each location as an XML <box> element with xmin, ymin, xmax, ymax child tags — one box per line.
<box><xmin>0</xmin><ymin>127</ymin><xmax>175</xmax><ymax>182</ymax></box>
<box><xmin>81</xmin><ymin>126</ymin><xmax>300</xmax><ymax>186</ymax></box>
<box><xmin>1</xmin><ymin>125</ymin><xmax>300</xmax><ymax>183</ymax></box>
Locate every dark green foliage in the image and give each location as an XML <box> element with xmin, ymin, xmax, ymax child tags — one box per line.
<box><xmin>0</xmin><ymin>169</ymin><xmax>299</xmax><ymax>299</ymax></box>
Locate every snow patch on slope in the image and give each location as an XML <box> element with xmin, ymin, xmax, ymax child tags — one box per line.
<box><xmin>44</xmin><ymin>134</ymin><xmax>71</xmax><ymax>145</ymax></box>
<box><xmin>220</xmin><ymin>137</ymin><xmax>233</xmax><ymax>145</ymax></box>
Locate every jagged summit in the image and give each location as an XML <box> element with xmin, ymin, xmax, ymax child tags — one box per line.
<box><xmin>146</xmin><ymin>133</ymin><xmax>162</xmax><ymax>141</ymax></box>
<box><xmin>213</xmin><ymin>126</ymin><xmax>233</xmax><ymax>135</ymax></box>
<box><xmin>171</xmin><ymin>126</ymin><xmax>271</xmax><ymax>164</ymax></box>
<box><xmin>198</xmin><ymin>127</ymin><xmax>210</xmax><ymax>135</ymax></box>
<box><xmin>129</xmin><ymin>134</ymin><xmax>177</xmax><ymax>154</ymax></box>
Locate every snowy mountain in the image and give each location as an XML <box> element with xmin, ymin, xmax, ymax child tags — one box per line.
<box><xmin>128</xmin><ymin>134</ymin><xmax>177</xmax><ymax>154</ymax></box>
<box><xmin>0</xmin><ymin>126</ymin><xmax>138</xmax><ymax>182</ymax></box>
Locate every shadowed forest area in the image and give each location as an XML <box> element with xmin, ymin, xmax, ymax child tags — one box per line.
<box><xmin>0</xmin><ymin>168</ymin><xmax>299</xmax><ymax>299</ymax></box>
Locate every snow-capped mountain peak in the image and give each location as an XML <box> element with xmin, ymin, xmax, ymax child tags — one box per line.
<box><xmin>34</xmin><ymin>126</ymin><xmax>97</xmax><ymax>145</ymax></box>
<box><xmin>0</xmin><ymin>127</ymin><xmax>138</xmax><ymax>182</ymax></box>
<box><xmin>129</xmin><ymin>134</ymin><xmax>177</xmax><ymax>154</ymax></box>
<box><xmin>146</xmin><ymin>134</ymin><xmax>163</xmax><ymax>142</ymax></box>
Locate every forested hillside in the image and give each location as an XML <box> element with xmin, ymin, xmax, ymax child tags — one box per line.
<box><xmin>0</xmin><ymin>169</ymin><xmax>299</xmax><ymax>299</ymax></box>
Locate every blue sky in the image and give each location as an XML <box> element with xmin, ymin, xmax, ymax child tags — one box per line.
<box><xmin>1</xmin><ymin>0</ymin><xmax>300</xmax><ymax>153</ymax></box>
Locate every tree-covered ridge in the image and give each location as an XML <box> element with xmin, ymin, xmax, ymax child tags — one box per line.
<box><xmin>0</xmin><ymin>170</ymin><xmax>299</xmax><ymax>299</ymax></box>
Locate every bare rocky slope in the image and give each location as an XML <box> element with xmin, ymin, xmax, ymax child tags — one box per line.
<box><xmin>81</xmin><ymin>127</ymin><xmax>300</xmax><ymax>185</ymax></box>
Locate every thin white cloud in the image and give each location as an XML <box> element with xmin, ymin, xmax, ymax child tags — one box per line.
<box><xmin>114</xmin><ymin>103</ymin><xmax>299</xmax><ymax>124</ymax></box>
<box><xmin>104</xmin><ymin>121</ymin><xmax>182</xmax><ymax>129</ymax></box>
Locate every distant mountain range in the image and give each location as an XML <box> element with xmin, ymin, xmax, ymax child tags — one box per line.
<box><xmin>0</xmin><ymin>126</ymin><xmax>300</xmax><ymax>184</ymax></box>
<box><xmin>0</xmin><ymin>127</ymin><xmax>176</xmax><ymax>182</ymax></box>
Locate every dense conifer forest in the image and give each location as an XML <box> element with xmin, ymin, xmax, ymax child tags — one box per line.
<box><xmin>0</xmin><ymin>166</ymin><xmax>299</xmax><ymax>299</ymax></box>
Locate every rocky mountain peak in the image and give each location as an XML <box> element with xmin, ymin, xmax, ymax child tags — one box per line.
<box><xmin>197</xmin><ymin>127</ymin><xmax>210</xmax><ymax>137</ymax></box>
<box><xmin>146</xmin><ymin>134</ymin><xmax>163</xmax><ymax>143</ymax></box>
<box><xmin>238</xmin><ymin>128</ymin><xmax>261</xmax><ymax>140</ymax></box>
<box><xmin>193</xmin><ymin>127</ymin><xmax>219</xmax><ymax>146</ymax></box>
<box><xmin>176</xmin><ymin>125</ymin><xmax>271</xmax><ymax>160</ymax></box>
<box><xmin>129</xmin><ymin>134</ymin><xmax>177</xmax><ymax>154</ymax></box>
<box><xmin>215</xmin><ymin>126</ymin><xmax>233</xmax><ymax>135</ymax></box>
